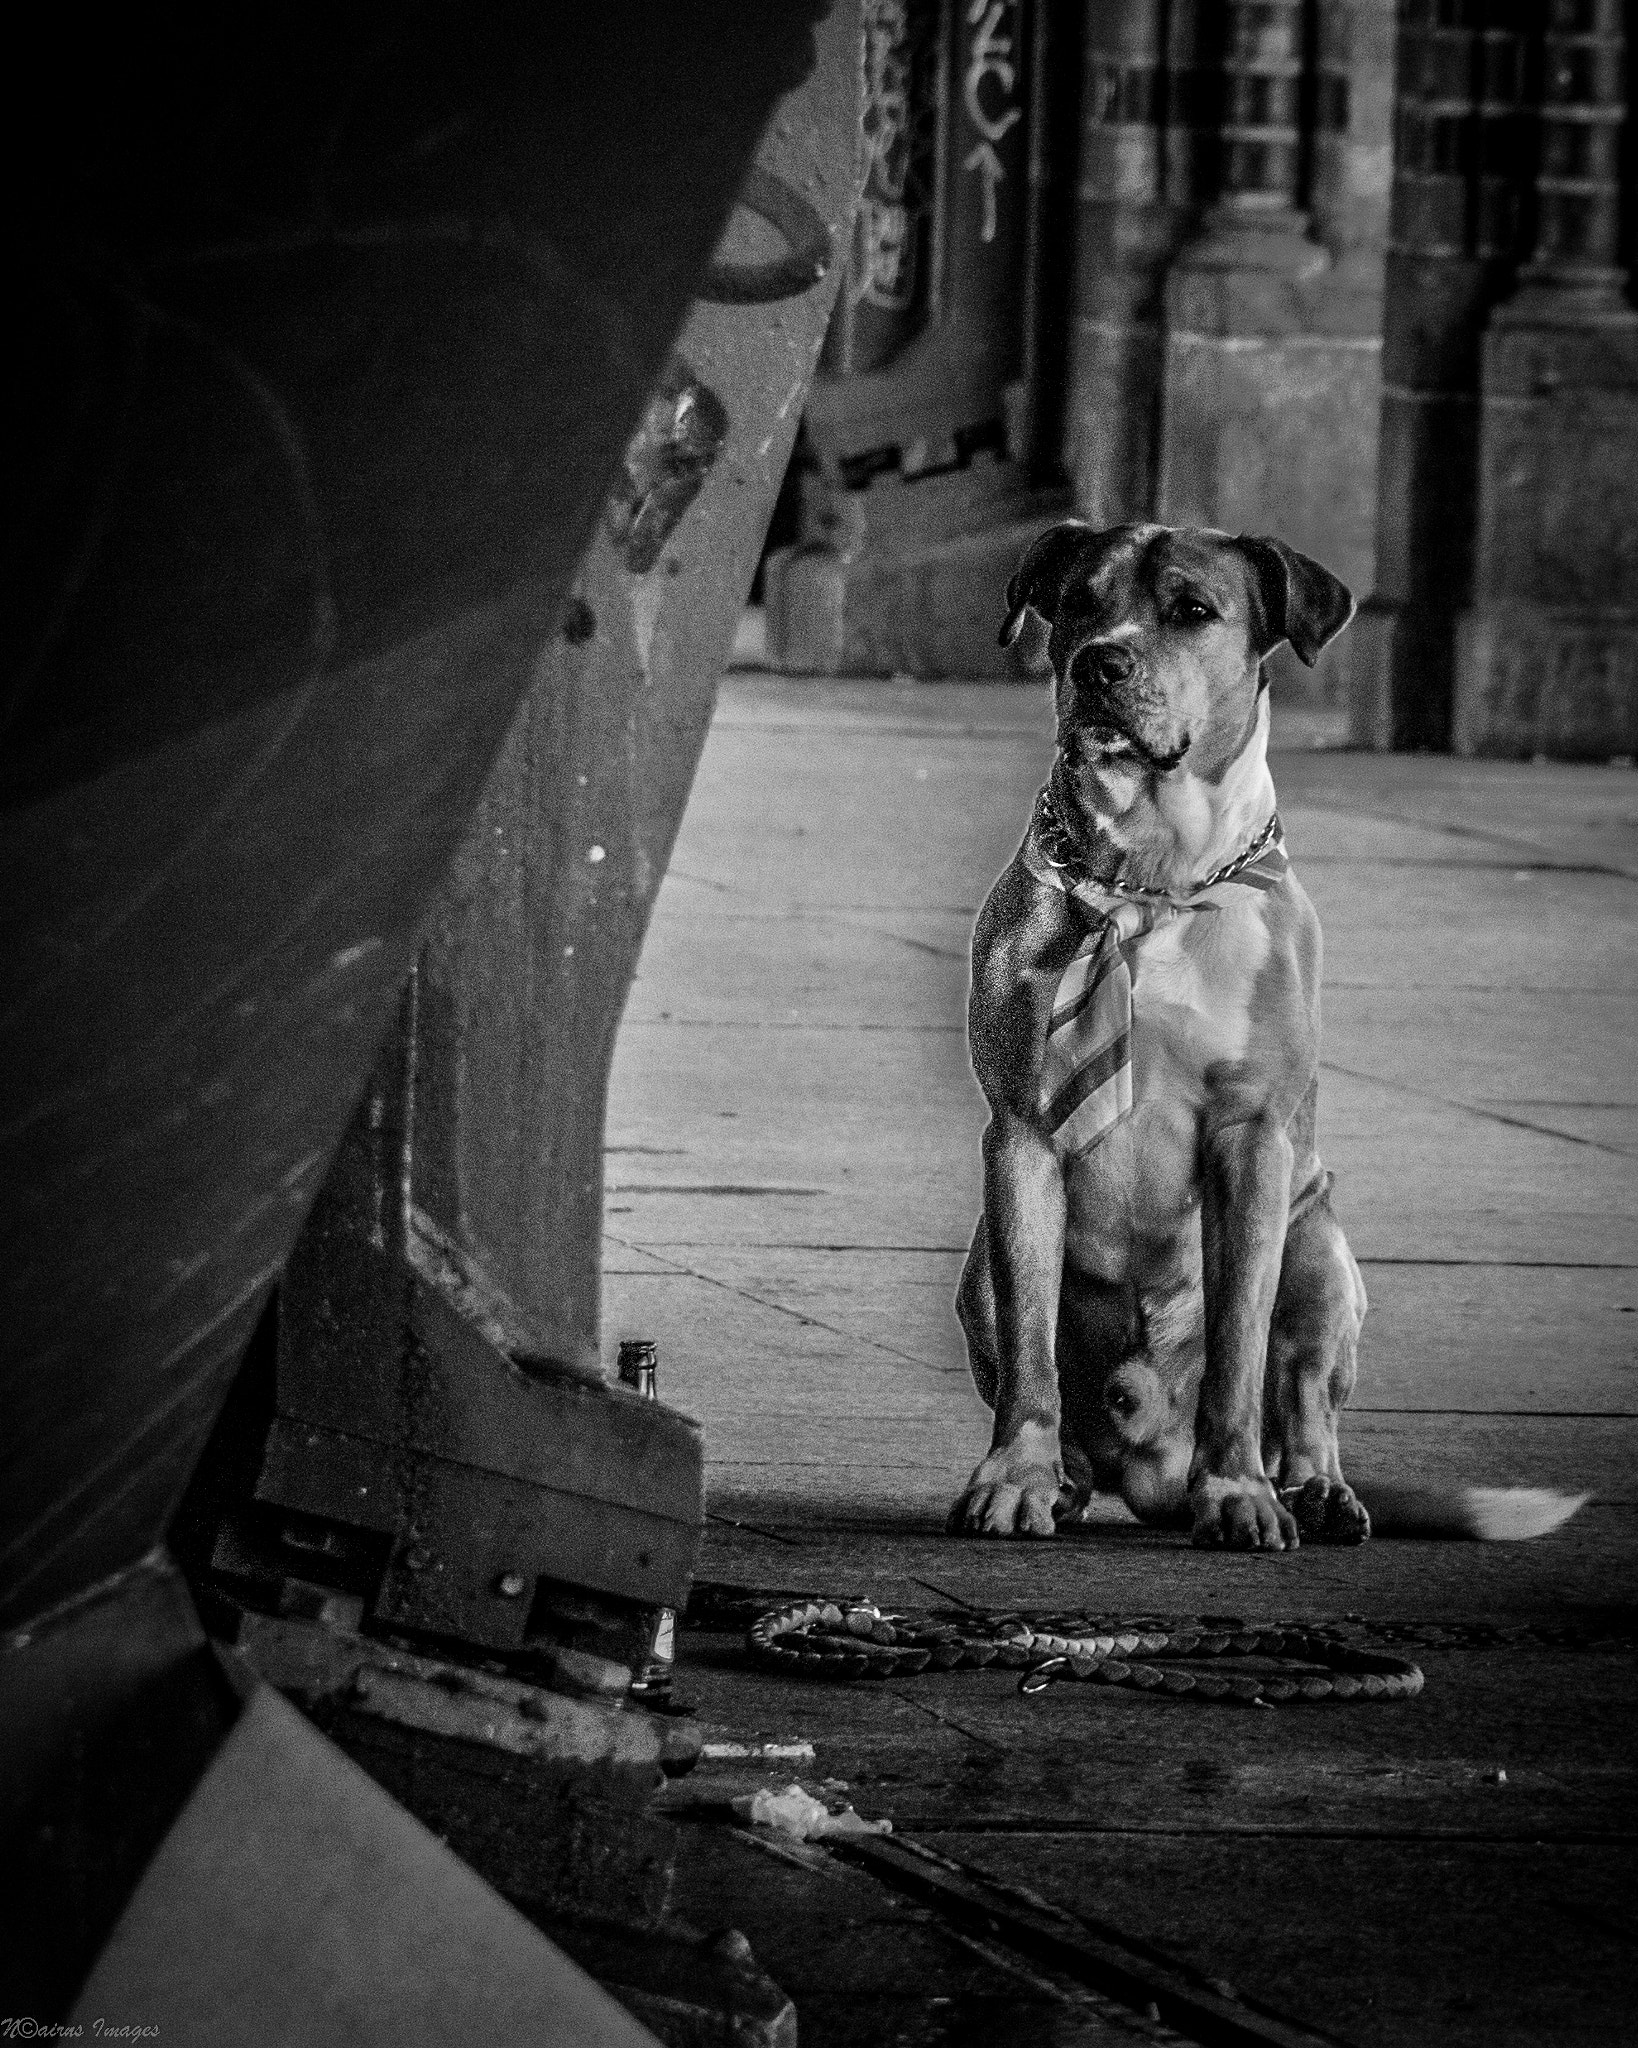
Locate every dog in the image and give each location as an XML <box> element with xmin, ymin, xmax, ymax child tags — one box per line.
<box><xmin>948</xmin><ymin>521</ymin><xmax>1584</xmax><ymax>1550</ymax></box>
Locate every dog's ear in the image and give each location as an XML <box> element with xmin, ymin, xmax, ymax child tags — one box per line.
<box><xmin>1235</xmin><ymin>537</ymin><xmax>1356</xmax><ymax>667</ymax></box>
<box><xmin>999</xmin><ymin>520</ymin><xmax>1097</xmax><ymax>647</ymax></box>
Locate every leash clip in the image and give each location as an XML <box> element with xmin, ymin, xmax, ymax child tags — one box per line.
<box><xmin>1019</xmin><ymin>1656</ymin><xmax>1070</xmax><ymax>1697</ymax></box>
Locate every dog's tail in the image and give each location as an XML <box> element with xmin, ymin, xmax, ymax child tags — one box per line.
<box><xmin>1362</xmin><ymin>1484</ymin><xmax>1589</xmax><ymax>1540</ymax></box>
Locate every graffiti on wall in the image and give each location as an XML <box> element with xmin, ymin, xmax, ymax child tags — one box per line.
<box><xmin>962</xmin><ymin>0</ymin><xmax>1021</xmax><ymax>244</ymax></box>
<box><xmin>854</xmin><ymin>0</ymin><xmax>920</xmax><ymax>308</ymax></box>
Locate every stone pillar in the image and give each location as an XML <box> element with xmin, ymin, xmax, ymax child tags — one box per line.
<box><xmin>1157</xmin><ymin>0</ymin><xmax>1394</xmax><ymax>709</ymax></box>
<box><xmin>766</xmin><ymin>0</ymin><xmax>1076</xmax><ymax>677</ymax></box>
<box><xmin>1348</xmin><ymin>1</ymin><xmax>1534</xmax><ymax>748</ymax></box>
<box><xmin>1064</xmin><ymin>0</ymin><xmax>1190</xmax><ymax>523</ymax></box>
<box><xmin>1006</xmin><ymin>0</ymin><xmax>1081</xmax><ymax>473</ymax></box>
<box><xmin>1452</xmin><ymin>0</ymin><xmax>1638</xmax><ymax>756</ymax></box>
<box><xmin>1311</xmin><ymin>0</ymin><xmax>1398</xmax><ymax>291</ymax></box>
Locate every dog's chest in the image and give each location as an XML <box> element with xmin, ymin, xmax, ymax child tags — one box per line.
<box><xmin>1060</xmin><ymin>904</ymin><xmax>1276</xmax><ymax>1263</ymax></box>
<box><xmin>1127</xmin><ymin>898</ymin><xmax>1271</xmax><ymax>1087</ymax></box>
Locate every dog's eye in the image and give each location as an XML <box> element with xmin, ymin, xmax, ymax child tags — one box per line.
<box><xmin>1167</xmin><ymin>597</ymin><xmax>1216</xmax><ymax>627</ymax></box>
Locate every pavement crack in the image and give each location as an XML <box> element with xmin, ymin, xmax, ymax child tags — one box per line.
<box><xmin>899</xmin><ymin>1821</ymin><xmax>1638</xmax><ymax>1845</ymax></box>
<box><xmin>619</xmin><ymin>1240</ymin><xmax>969</xmax><ymax>1254</ymax></box>
<box><xmin>911</xmin><ymin>1576</ymin><xmax>986</xmax><ymax>1610</ymax></box>
<box><xmin>1354</xmin><ymin>1405</ymin><xmax>1638</xmax><ymax>1419</ymax></box>
<box><xmin>705</xmin><ymin>1511</ymin><xmax>807</xmax><ymax>1547</ymax></box>
<box><xmin>1320</xmin><ymin>1060</ymin><xmax>1636</xmax><ymax>1156</ymax></box>
<box><xmin>601</xmin><ymin>1230</ymin><xmax>951</xmax><ymax>1373</ymax></box>
<box><xmin>1298</xmin><ymin>855</ymin><xmax>1631</xmax><ymax>874</ymax></box>
<box><xmin>621</xmin><ymin>1017</ymin><xmax>965</xmax><ymax>1032</ymax></box>
<box><xmin>664</xmin><ymin>865</ymin><xmax>739</xmax><ymax>895</ymax></box>
<box><xmin>810</xmin><ymin>907</ymin><xmax>968</xmax><ymax>961</ymax></box>
<box><xmin>607</xmin><ymin>1183</ymin><xmax>822</xmax><ymax>1196</ymax></box>
<box><xmin>1357</xmin><ymin>1256</ymin><xmax>1637</xmax><ymax>1269</ymax></box>
<box><xmin>1289</xmin><ymin>799</ymin><xmax>1638</xmax><ymax>880</ymax></box>
<box><xmin>886</xmin><ymin>1686</ymin><xmax>1006</xmax><ymax>1753</ymax></box>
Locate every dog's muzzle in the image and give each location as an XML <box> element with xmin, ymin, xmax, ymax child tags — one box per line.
<box><xmin>1062</xmin><ymin>641</ymin><xmax>1190</xmax><ymax>773</ymax></box>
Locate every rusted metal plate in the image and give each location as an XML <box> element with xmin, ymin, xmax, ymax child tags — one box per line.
<box><xmin>256</xmin><ymin>1416</ymin><xmax>700</xmax><ymax>1626</ymax></box>
<box><xmin>274</xmin><ymin>1230</ymin><xmax>704</xmax><ymax>1522</ymax></box>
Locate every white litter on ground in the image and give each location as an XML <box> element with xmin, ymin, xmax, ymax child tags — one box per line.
<box><xmin>731</xmin><ymin>1781</ymin><xmax>892</xmax><ymax>1842</ymax></box>
<box><xmin>700</xmin><ymin>1739</ymin><xmax>817</xmax><ymax>1762</ymax></box>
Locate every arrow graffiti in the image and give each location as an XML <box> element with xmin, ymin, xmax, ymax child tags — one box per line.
<box><xmin>963</xmin><ymin>139</ymin><xmax>1004</xmax><ymax>244</ymax></box>
<box><xmin>963</xmin><ymin>0</ymin><xmax>1019</xmax><ymax>245</ymax></box>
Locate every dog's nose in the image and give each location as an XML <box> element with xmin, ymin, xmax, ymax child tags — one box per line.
<box><xmin>1103</xmin><ymin>1364</ymin><xmax>1164</xmax><ymax>1445</ymax></box>
<box><xmin>1075</xmin><ymin>640</ymin><xmax>1137</xmax><ymax>688</ymax></box>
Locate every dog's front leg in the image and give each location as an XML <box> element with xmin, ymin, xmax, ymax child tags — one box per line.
<box><xmin>1192</xmin><ymin>1113</ymin><xmax>1300</xmax><ymax>1551</ymax></box>
<box><xmin>948</xmin><ymin>1110</ymin><xmax>1067</xmax><ymax>1536</ymax></box>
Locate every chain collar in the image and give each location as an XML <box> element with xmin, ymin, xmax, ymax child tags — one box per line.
<box><xmin>1035</xmin><ymin>781</ymin><xmax>1282</xmax><ymax>902</ymax></box>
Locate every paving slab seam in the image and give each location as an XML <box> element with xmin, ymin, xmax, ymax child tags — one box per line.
<box><xmin>602</xmin><ymin>1229</ymin><xmax>952</xmax><ymax>1373</ymax></box>
<box><xmin>1351</xmin><ymin>1405</ymin><xmax>1638</xmax><ymax>1420</ymax></box>
<box><xmin>1297</xmin><ymin>858</ymin><xmax>1634</xmax><ymax>874</ymax></box>
<box><xmin>885</xmin><ymin>1684</ymin><xmax>1009</xmax><ymax>1753</ymax></box>
<box><xmin>1355</xmin><ymin>1255</ymin><xmax>1637</xmax><ymax>1268</ymax></box>
<box><xmin>607</xmin><ymin>1183</ymin><xmax>826</xmax><ymax>1195</ymax></box>
<box><xmin>613</xmin><ymin>1241</ymin><xmax>970</xmax><ymax>1254</ymax></box>
<box><xmin>1475</xmin><ymin>1097</ymin><xmax>1637</xmax><ymax>1108</ymax></box>
<box><xmin>1319</xmin><ymin>1062</ymin><xmax>1638</xmax><ymax>1156</ymax></box>
<box><xmin>893</xmin><ymin>1823</ymin><xmax>1638</xmax><ymax>1846</ymax></box>
<box><xmin>1323</xmin><ymin>981</ymin><xmax>1635</xmax><ymax>993</ymax></box>
<box><xmin>705</xmin><ymin>1512</ymin><xmax>808</xmax><ymax>1546</ymax></box>
<box><xmin>616</xmin><ymin>1242</ymin><xmax>1633</xmax><ymax>1266</ymax></box>
<box><xmin>1286</xmin><ymin>806</ymin><xmax>1638</xmax><ymax>878</ymax></box>
<box><xmin>710</xmin><ymin>719</ymin><xmax>1055</xmax><ymax>739</ymax></box>
<box><xmin>618</xmin><ymin>1017</ymin><xmax>967</xmax><ymax>1032</ymax></box>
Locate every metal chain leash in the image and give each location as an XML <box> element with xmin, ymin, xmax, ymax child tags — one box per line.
<box><xmin>747</xmin><ymin>1599</ymin><xmax>1423</xmax><ymax>1706</ymax></box>
<box><xmin>1034</xmin><ymin>781</ymin><xmax>1284</xmax><ymax>901</ymax></box>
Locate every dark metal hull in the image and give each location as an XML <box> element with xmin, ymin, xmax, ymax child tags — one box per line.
<box><xmin>2</xmin><ymin>4</ymin><xmax>828</xmax><ymax>1626</ymax></box>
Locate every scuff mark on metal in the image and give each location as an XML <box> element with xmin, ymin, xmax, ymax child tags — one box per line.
<box><xmin>630</xmin><ymin>574</ymin><xmax>667</xmax><ymax>672</ymax></box>
<box><xmin>605</xmin><ymin>355</ymin><xmax>730</xmax><ymax>575</ymax></box>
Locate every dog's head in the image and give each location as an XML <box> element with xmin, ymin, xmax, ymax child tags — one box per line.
<box><xmin>1000</xmin><ymin>522</ymin><xmax>1354</xmax><ymax>784</ymax></box>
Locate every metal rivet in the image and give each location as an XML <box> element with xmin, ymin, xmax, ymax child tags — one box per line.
<box><xmin>496</xmin><ymin>1572</ymin><xmax>527</xmax><ymax>1600</ymax></box>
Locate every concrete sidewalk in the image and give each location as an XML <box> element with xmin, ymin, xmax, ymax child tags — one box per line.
<box><xmin>602</xmin><ymin>673</ymin><xmax>1636</xmax><ymax>2048</ymax></box>
<box><xmin>605</xmin><ymin>675</ymin><xmax>1637</xmax><ymax>1521</ymax></box>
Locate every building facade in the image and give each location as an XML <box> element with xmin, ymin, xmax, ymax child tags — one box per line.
<box><xmin>767</xmin><ymin>0</ymin><xmax>1638</xmax><ymax>759</ymax></box>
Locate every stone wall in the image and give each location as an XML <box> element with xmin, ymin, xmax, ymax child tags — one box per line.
<box><xmin>774</xmin><ymin>0</ymin><xmax>1638</xmax><ymax>756</ymax></box>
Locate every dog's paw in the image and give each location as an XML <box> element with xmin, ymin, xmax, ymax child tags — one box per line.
<box><xmin>1288</xmin><ymin>1474</ymin><xmax>1371</xmax><ymax>1545</ymax></box>
<box><xmin>1189</xmin><ymin>1476</ymin><xmax>1298</xmax><ymax>1553</ymax></box>
<box><xmin>947</xmin><ymin>1458</ymin><xmax>1062</xmax><ymax>1539</ymax></box>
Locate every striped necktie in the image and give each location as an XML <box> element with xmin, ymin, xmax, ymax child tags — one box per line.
<box><xmin>1020</xmin><ymin>789</ymin><xmax>1289</xmax><ymax>1159</ymax></box>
